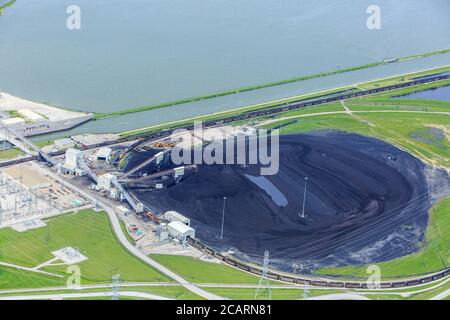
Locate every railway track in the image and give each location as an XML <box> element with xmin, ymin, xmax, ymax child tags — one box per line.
<box><xmin>1</xmin><ymin>73</ymin><xmax>449</xmax><ymax>169</ymax></box>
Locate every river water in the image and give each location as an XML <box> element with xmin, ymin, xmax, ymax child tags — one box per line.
<box><xmin>1</xmin><ymin>0</ymin><xmax>450</xmax><ymax>139</ymax></box>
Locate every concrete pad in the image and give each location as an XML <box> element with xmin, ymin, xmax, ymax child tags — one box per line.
<box><xmin>52</xmin><ymin>247</ymin><xmax>88</xmax><ymax>265</ymax></box>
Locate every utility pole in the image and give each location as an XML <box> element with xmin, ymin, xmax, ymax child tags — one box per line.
<box><xmin>220</xmin><ymin>197</ymin><xmax>226</xmax><ymax>239</ymax></box>
<box><xmin>255</xmin><ymin>250</ymin><xmax>271</xmax><ymax>300</ymax></box>
<box><xmin>300</xmin><ymin>177</ymin><xmax>308</xmax><ymax>218</ymax></box>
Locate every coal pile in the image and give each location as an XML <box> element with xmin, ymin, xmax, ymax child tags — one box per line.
<box><xmin>131</xmin><ymin>132</ymin><xmax>431</xmax><ymax>272</ymax></box>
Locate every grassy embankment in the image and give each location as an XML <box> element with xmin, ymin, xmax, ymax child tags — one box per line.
<box><xmin>94</xmin><ymin>48</ymin><xmax>450</xmax><ymax>120</ymax></box>
<box><xmin>0</xmin><ymin>209</ymin><xmax>170</xmax><ymax>289</ymax></box>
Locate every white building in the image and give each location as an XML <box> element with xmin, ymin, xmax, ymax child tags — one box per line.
<box><xmin>97</xmin><ymin>173</ymin><xmax>117</xmax><ymax>191</ymax></box>
<box><xmin>64</xmin><ymin>148</ymin><xmax>83</xmax><ymax>171</ymax></box>
<box><xmin>96</xmin><ymin>147</ymin><xmax>112</xmax><ymax>162</ymax></box>
<box><xmin>167</xmin><ymin>221</ymin><xmax>195</xmax><ymax>241</ymax></box>
<box><xmin>163</xmin><ymin>211</ymin><xmax>191</xmax><ymax>226</ymax></box>
<box><xmin>17</xmin><ymin>109</ymin><xmax>45</xmax><ymax>122</ymax></box>
<box><xmin>2</xmin><ymin>117</ymin><xmax>25</xmax><ymax>126</ymax></box>
<box><xmin>54</xmin><ymin>138</ymin><xmax>75</xmax><ymax>150</ymax></box>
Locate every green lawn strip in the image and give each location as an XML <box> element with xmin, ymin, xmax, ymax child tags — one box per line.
<box><xmin>0</xmin><ymin>147</ymin><xmax>23</xmax><ymax>160</ymax></box>
<box><xmin>119</xmin><ymin>219</ymin><xmax>136</xmax><ymax>246</ymax></box>
<box><xmin>316</xmin><ymin>198</ymin><xmax>450</xmax><ymax>278</ymax></box>
<box><xmin>0</xmin><ymin>265</ymin><xmax>65</xmax><ymax>289</ymax></box>
<box><xmin>408</xmin><ymin>280</ymin><xmax>450</xmax><ymax>300</ymax></box>
<box><xmin>0</xmin><ymin>210</ymin><xmax>170</xmax><ymax>288</ymax></box>
<box><xmin>264</xmin><ymin>113</ymin><xmax>371</xmax><ymax>135</ymax></box>
<box><xmin>150</xmin><ymin>254</ymin><xmax>266</xmax><ymax>285</ymax></box>
<box><xmin>346</xmin><ymin>100</ymin><xmax>450</xmax><ymax>112</ymax></box>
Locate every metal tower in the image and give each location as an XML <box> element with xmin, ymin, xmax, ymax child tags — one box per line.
<box><xmin>254</xmin><ymin>250</ymin><xmax>271</xmax><ymax>300</ymax></box>
<box><xmin>111</xmin><ymin>273</ymin><xmax>120</xmax><ymax>300</ymax></box>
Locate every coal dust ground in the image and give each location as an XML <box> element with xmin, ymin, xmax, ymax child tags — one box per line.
<box><xmin>130</xmin><ymin>131</ymin><xmax>434</xmax><ymax>273</ymax></box>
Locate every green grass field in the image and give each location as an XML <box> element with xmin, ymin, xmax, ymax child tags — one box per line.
<box><xmin>0</xmin><ymin>284</ymin><xmax>202</xmax><ymax>300</ymax></box>
<box><xmin>0</xmin><ymin>210</ymin><xmax>170</xmax><ymax>289</ymax></box>
<box><xmin>150</xmin><ymin>254</ymin><xmax>261</xmax><ymax>284</ymax></box>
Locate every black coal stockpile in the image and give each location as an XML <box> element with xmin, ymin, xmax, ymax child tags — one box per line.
<box><xmin>131</xmin><ymin>132</ymin><xmax>431</xmax><ymax>272</ymax></box>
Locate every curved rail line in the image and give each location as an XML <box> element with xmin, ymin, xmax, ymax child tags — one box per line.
<box><xmin>187</xmin><ymin>238</ymin><xmax>450</xmax><ymax>289</ymax></box>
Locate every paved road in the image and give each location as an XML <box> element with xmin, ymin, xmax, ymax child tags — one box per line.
<box><xmin>430</xmin><ymin>289</ymin><xmax>450</xmax><ymax>300</ymax></box>
<box><xmin>0</xmin><ymin>291</ymin><xmax>171</xmax><ymax>300</ymax></box>
<box><xmin>45</xmin><ymin>169</ymin><xmax>223</xmax><ymax>300</ymax></box>
<box><xmin>308</xmin><ymin>293</ymin><xmax>370</xmax><ymax>300</ymax></box>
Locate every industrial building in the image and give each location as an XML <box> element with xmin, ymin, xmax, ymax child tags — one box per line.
<box><xmin>97</xmin><ymin>173</ymin><xmax>117</xmax><ymax>191</ymax></box>
<box><xmin>163</xmin><ymin>210</ymin><xmax>191</xmax><ymax>226</ymax></box>
<box><xmin>96</xmin><ymin>147</ymin><xmax>112</xmax><ymax>162</ymax></box>
<box><xmin>61</xmin><ymin>148</ymin><xmax>86</xmax><ymax>176</ymax></box>
<box><xmin>17</xmin><ymin>109</ymin><xmax>45</xmax><ymax>122</ymax></box>
<box><xmin>167</xmin><ymin>221</ymin><xmax>195</xmax><ymax>241</ymax></box>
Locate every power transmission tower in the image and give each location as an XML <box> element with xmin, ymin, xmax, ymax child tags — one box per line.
<box><xmin>303</xmin><ymin>288</ymin><xmax>310</xmax><ymax>300</ymax></box>
<box><xmin>254</xmin><ymin>250</ymin><xmax>271</xmax><ymax>300</ymax></box>
<box><xmin>111</xmin><ymin>273</ymin><xmax>120</xmax><ymax>300</ymax></box>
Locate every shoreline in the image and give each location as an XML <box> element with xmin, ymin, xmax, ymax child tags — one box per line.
<box><xmin>0</xmin><ymin>92</ymin><xmax>92</xmax><ymax>138</ymax></box>
<box><xmin>94</xmin><ymin>48</ymin><xmax>450</xmax><ymax>120</ymax></box>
